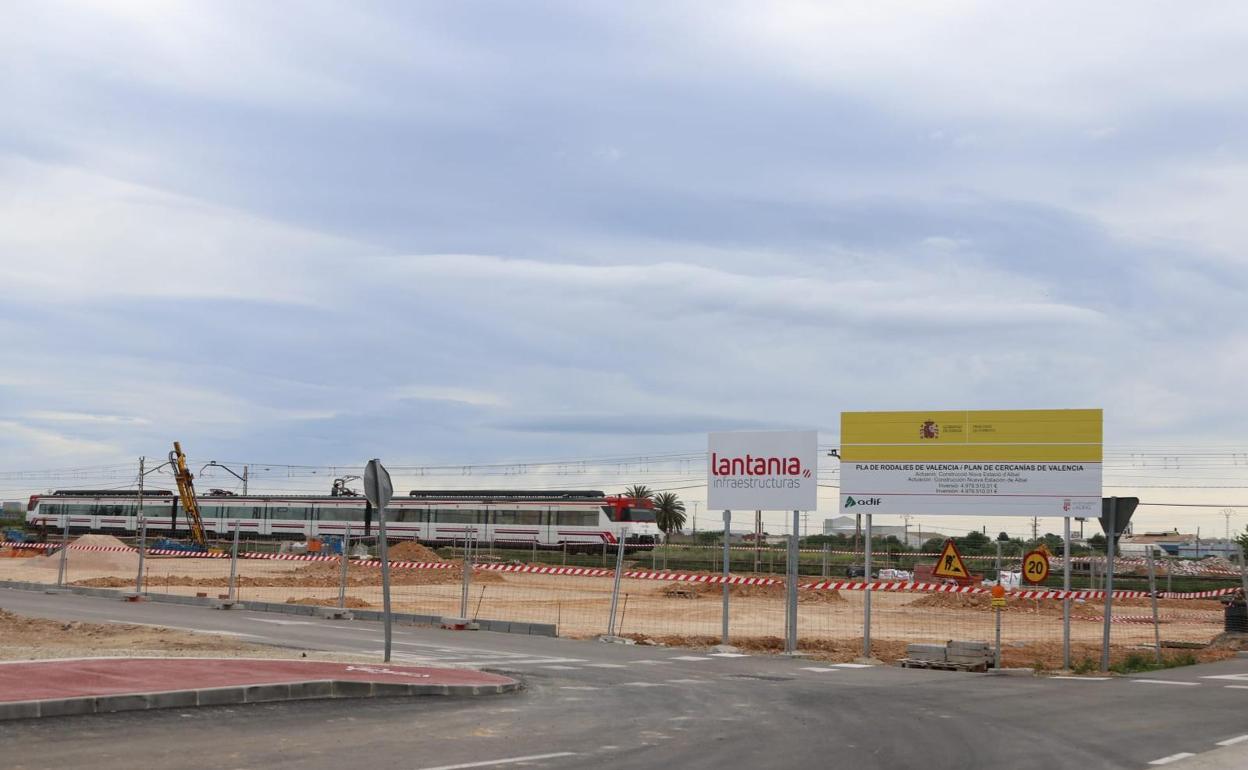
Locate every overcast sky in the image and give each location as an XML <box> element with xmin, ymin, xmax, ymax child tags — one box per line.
<box><xmin>2</xmin><ymin>1</ymin><xmax>1246</xmax><ymax>535</ymax></box>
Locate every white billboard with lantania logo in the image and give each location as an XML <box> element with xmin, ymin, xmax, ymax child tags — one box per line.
<box><xmin>707</xmin><ymin>430</ymin><xmax>818</xmax><ymax>511</ymax></box>
<box><xmin>839</xmin><ymin>409</ymin><xmax>1102</xmax><ymax>517</ymax></box>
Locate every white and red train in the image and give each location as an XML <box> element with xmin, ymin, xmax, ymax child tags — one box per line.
<box><xmin>25</xmin><ymin>489</ymin><xmax>660</xmax><ymax>549</ymax></box>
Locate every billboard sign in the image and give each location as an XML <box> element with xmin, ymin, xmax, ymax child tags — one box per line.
<box><xmin>707</xmin><ymin>430</ymin><xmax>818</xmax><ymax>511</ymax></box>
<box><xmin>839</xmin><ymin>409</ymin><xmax>1102</xmax><ymax>517</ymax></box>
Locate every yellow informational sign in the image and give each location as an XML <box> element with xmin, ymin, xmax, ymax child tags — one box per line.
<box><xmin>932</xmin><ymin>539</ymin><xmax>971</xmax><ymax>580</ymax></box>
<box><xmin>1022</xmin><ymin>549</ymin><xmax>1051</xmax><ymax>584</ymax></box>
<box><xmin>991</xmin><ymin>584</ymin><xmax>1007</xmax><ymax>608</ymax></box>
<box><xmin>840</xmin><ymin>409</ymin><xmax>1102</xmax><ymax>517</ymax></box>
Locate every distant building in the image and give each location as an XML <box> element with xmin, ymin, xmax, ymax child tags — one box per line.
<box><xmin>822</xmin><ymin>515</ymin><xmax>946</xmax><ymax>548</ymax></box>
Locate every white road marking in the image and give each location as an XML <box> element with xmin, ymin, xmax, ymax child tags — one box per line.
<box><xmin>709</xmin><ymin>652</ymin><xmax>749</xmax><ymax>658</ymax></box>
<box><xmin>1050</xmin><ymin>676</ymin><xmax>1111</xmax><ymax>681</ymax></box>
<box><xmin>1202</xmin><ymin>673</ymin><xmax>1248</xmax><ymax>681</ymax></box>
<box><xmin>540</xmin><ymin>665</ymin><xmax>580</xmax><ymax>670</ymax></box>
<box><xmin>245</xmin><ymin>618</ymin><xmax>317</xmax><ymax>626</ymax></box>
<box><xmin>832</xmin><ymin>663</ymin><xmax>872</xmax><ymax>669</ymax></box>
<box><xmin>583</xmin><ymin>663</ymin><xmax>627</xmax><ymax>669</ymax></box>
<box><xmin>634</xmin><ymin>660</ymin><xmax>673</xmax><ymax>665</ymax></box>
<box><xmin>559</xmin><ymin>686</ymin><xmax>601</xmax><ymax>691</ymax></box>
<box><xmin>620</xmin><ymin>682</ymin><xmax>667</xmax><ymax>687</ymax></box>
<box><xmin>801</xmin><ymin>667</ymin><xmax>839</xmax><ymax>672</ymax></box>
<box><xmin>1225</xmin><ymin>685</ymin><xmax>1248</xmax><ymax>690</ymax></box>
<box><xmin>666</xmin><ymin>678</ymin><xmax>711</xmax><ymax>684</ymax></box>
<box><xmin>670</xmin><ymin>656</ymin><xmax>711</xmax><ymax>661</ymax></box>
<box><xmin>416</xmin><ymin>752</ymin><xmax>578</xmax><ymax>770</ymax></box>
<box><xmin>467</xmin><ymin>658</ymin><xmax>587</xmax><ymax>666</ymax></box>
<box><xmin>1132</xmin><ymin>679</ymin><xmax>1199</xmax><ymax>686</ymax></box>
<box><xmin>1216</xmin><ymin>734</ymin><xmax>1248</xmax><ymax>746</ymax></box>
<box><xmin>1148</xmin><ymin>753</ymin><xmax>1196</xmax><ymax>765</ymax></box>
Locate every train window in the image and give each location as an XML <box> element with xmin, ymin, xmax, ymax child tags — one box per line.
<box><xmin>553</xmin><ymin>509</ymin><xmax>598</xmax><ymax>527</ymax></box>
<box><xmin>494</xmin><ymin>510</ymin><xmax>517</xmax><ymax>525</ymax></box>
<box><xmin>516</xmin><ymin>510</ymin><xmax>543</xmax><ymax>525</ymax></box>
<box><xmin>316</xmin><ymin>506</ymin><xmax>363</xmax><ymax>521</ymax></box>
<box><xmin>269</xmin><ymin>505</ymin><xmax>308</xmax><ymax>520</ymax></box>
<box><xmin>434</xmin><ymin>508</ymin><xmax>482</xmax><ymax>524</ymax></box>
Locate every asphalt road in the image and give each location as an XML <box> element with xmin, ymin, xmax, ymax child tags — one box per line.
<box><xmin>4</xmin><ymin>587</ymin><xmax>1248</xmax><ymax>770</ymax></box>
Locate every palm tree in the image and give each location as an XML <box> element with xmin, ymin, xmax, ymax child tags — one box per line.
<box><xmin>624</xmin><ymin>484</ymin><xmax>654</xmax><ymax>502</ymax></box>
<box><xmin>652</xmin><ymin>492</ymin><xmax>687</xmax><ymax>541</ymax></box>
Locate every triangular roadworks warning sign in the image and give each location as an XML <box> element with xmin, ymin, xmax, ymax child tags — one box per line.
<box><xmin>932</xmin><ymin>539</ymin><xmax>971</xmax><ymax>580</ymax></box>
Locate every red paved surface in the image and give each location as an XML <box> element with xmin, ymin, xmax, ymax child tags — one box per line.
<box><xmin>0</xmin><ymin>658</ymin><xmax>516</xmax><ymax>702</ymax></box>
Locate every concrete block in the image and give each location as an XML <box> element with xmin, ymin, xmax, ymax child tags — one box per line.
<box><xmin>149</xmin><ymin>690</ymin><xmax>198</xmax><ymax>709</ymax></box>
<box><xmin>211</xmin><ymin>599</ymin><xmax>244</xmax><ymax>611</ymax></box>
<box><xmin>96</xmin><ymin>693</ymin><xmax>152</xmax><ymax>713</ymax></box>
<box><xmin>313</xmin><ymin>607</ymin><xmax>354</xmax><ymax>620</ymax></box>
<box><xmin>244</xmin><ymin>683</ymin><xmax>292</xmax><ymax>703</ymax></box>
<box><xmin>196</xmin><ymin>687</ymin><xmax>246</xmax><ymax>707</ymax></box>
<box><xmin>354</xmin><ymin>610</ymin><xmax>383</xmax><ymax>621</ymax></box>
<box><xmin>332</xmin><ymin>680</ymin><xmax>374</xmax><ymax>698</ymax></box>
<box><xmin>370</xmin><ymin>682</ymin><xmax>417</xmax><ymax>698</ymax></box>
<box><xmin>0</xmin><ymin>700</ymin><xmax>42</xmax><ymax>720</ymax></box>
<box><xmin>37</xmin><ymin>697</ymin><xmax>97</xmax><ymax>718</ymax></box>
<box><xmin>530</xmin><ymin>623</ymin><xmax>557</xmax><ymax>637</ymax></box>
<box><xmin>906</xmin><ymin>644</ymin><xmax>947</xmax><ymax>661</ymax></box>
<box><xmin>288</xmin><ymin>680</ymin><xmax>335</xmax><ymax>700</ymax></box>
<box><xmin>508</xmin><ymin>622</ymin><xmax>531</xmax><ymax>635</ymax></box>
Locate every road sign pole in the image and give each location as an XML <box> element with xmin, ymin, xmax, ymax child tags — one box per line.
<box><xmin>785</xmin><ymin>510</ymin><xmax>799</xmax><ymax>654</ymax></box>
<box><xmin>1100</xmin><ymin>497</ymin><xmax>1117</xmax><ymax>673</ymax></box>
<box><xmin>135</xmin><ymin>515</ymin><xmax>148</xmax><ymax>596</ymax></box>
<box><xmin>378</xmin><ymin>506</ymin><xmax>392</xmax><ymax>661</ymax></box>
<box><xmin>722</xmin><ymin>510</ymin><xmax>731</xmax><ymax>646</ymax></box>
<box><xmin>863</xmin><ymin>513</ymin><xmax>873</xmax><ymax>659</ymax></box>
<box><xmin>228</xmin><ymin>520</ymin><xmax>240</xmax><ymax>603</ymax></box>
<box><xmin>822</xmin><ymin>544</ymin><xmax>829</xmax><ymax>578</ymax></box>
<box><xmin>994</xmin><ymin>540</ymin><xmax>1001</xmax><ymax>581</ymax></box>
<box><xmin>1063</xmin><ymin>516</ymin><xmax>1071</xmax><ymax>670</ymax></box>
<box><xmin>339</xmin><ymin>523</ymin><xmax>350</xmax><ymax>610</ymax></box>
<box><xmin>1147</xmin><ymin>547</ymin><xmax>1161</xmax><ymax>664</ymax></box>
<box><xmin>58</xmin><ymin>513</ymin><xmax>68</xmax><ymax>587</ymax></box>
<box><xmin>364</xmin><ymin>459</ymin><xmax>394</xmax><ymax>663</ymax></box>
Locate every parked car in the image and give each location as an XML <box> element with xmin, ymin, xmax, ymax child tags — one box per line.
<box><xmin>845</xmin><ymin>565</ymin><xmax>866</xmax><ymax>578</ymax></box>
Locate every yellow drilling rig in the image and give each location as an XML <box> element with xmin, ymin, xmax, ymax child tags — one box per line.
<box><xmin>169</xmin><ymin>441</ymin><xmax>210</xmax><ymax>550</ymax></box>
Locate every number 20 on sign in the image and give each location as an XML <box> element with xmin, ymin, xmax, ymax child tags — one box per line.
<box><xmin>1022</xmin><ymin>549</ymin><xmax>1050</xmax><ymax>585</ymax></box>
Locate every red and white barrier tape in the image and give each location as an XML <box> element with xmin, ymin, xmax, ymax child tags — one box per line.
<box><xmin>1</xmin><ymin>540</ymin><xmax>1240</xmax><ymax>599</ymax></box>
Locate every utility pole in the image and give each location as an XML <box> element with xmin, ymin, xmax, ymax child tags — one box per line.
<box><xmin>1222</xmin><ymin>509</ymin><xmax>1237</xmax><ymax>551</ymax></box>
<box><xmin>902</xmin><ymin>515</ymin><xmax>913</xmax><ymax>548</ymax></box>
<box><xmin>1032</xmin><ymin>517</ymin><xmax>1039</xmax><ymax>544</ymax></box>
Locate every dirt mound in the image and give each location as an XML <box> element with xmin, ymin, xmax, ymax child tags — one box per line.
<box><xmin>79</xmin><ymin>561</ymin><xmax>506</xmax><ymax>590</ymax></box>
<box><xmin>387</xmin><ymin>541</ymin><xmax>443</xmax><ymax>562</ymax></box>
<box><xmin>655</xmin><ymin>581</ymin><xmax>843</xmax><ymax>603</ymax></box>
<box><xmin>287</xmin><ymin>596</ymin><xmax>372</xmax><ymax>609</ymax></box>
<box><xmin>0</xmin><ymin>607</ymin><xmax>257</xmax><ymax>657</ymax></box>
<box><xmin>26</xmin><ymin>534</ymin><xmax>138</xmax><ymax>573</ymax></box>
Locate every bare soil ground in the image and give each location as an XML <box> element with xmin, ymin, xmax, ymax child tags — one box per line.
<box><xmin>0</xmin><ymin>547</ymin><xmax>1225</xmax><ymax>656</ymax></box>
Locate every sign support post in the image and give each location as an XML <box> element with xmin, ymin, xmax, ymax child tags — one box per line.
<box><xmin>785</xmin><ymin>510</ymin><xmax>799</xmax><ymax>654</ymax></box>
<box><xmin>135</xmin><ymin>515</ymin><xmax>147</xmax><ymax>596</ymax></box>
<box><xmin>721</xmin><ymin>510</ymin><xmax>730</xmax><ymax>646</ymax></box>
<box><xmin>863</xmin><ymin>513</ymin><xmax>873</xmax><ymax>659</ymax></box>
<box><xmin>1101</xmin><ymin>497</ymin><xmax>1116</xmax><ymax>673</ymax></box>
<box><xmin>228</xmin><ymin>520</ymin><xmax>240</xmax><ymax>603</ymax></box>
<box><xmin>1063</xmin><ymin>517</ymin><xmax>1071</xmax><ymax>670</ymax></box>
<box><xmin>1147</xmin><ymin>547</ymin><xmax>1161</xmax><ymax>664</ymax></box>
<box><xmin>607</xmin><ymin>527</ymin><xmax>627</xmax><ymax>637</ymax></box>
<box><xmin>363</xmin><ymin>459</ymin><xmax>394</xmax><ymax>663</ymax></box>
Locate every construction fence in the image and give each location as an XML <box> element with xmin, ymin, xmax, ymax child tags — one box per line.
<box><xmin>2</xmin><ymin>531</ymin><xmax>1244</xmax><ymax>671</ymax></box>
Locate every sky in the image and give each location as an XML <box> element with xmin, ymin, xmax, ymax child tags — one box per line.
<box><xmin>1</xmin><ymin>1</ymin><xmax>1246</xmax><ymax>537</ymax></box>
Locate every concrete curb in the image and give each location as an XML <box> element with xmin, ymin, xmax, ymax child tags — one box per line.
<box><xmin>0</xmin><ymin>677</ymin><xmax>522</xmax><ymax>722</ymax></box>
<box><xmin>0</xmin><ymin>581</ymin><xmax>557</xmax><ymax>637</ymax></box>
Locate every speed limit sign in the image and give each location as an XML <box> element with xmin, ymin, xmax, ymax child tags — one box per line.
<box><xmin>1022</xmin><ymin>549</ymin><xmax>1051</xmax><ymax>584</ymax></box>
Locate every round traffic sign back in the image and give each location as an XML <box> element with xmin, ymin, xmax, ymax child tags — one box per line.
<box><xmin>1022</xmin><ymin>549</ymin><xmax>1050</xmax><ymax>584</ymax></box>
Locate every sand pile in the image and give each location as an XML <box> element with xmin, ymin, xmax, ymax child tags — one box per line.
<box><xmin>655</xmin><ymin>581</ymin><xmax>843</xmax><ymax>603</ymax></box>
<box><xmin>387</xmin><ymin>541</ymin><xmax>443</xmax><ymax>562</ymax></box>
<box><xmin>75</xmin><ymin>560</ymin><xmax>506</xmax><ymax>589</ymax></box>
<box><xmin>27</xmin><ymin>534</ymin><xmax>138</xmax><ymax>573</ymax></box>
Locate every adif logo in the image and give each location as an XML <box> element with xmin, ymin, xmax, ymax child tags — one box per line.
<box><xmin>845</xmin><ymin>496</ymin><xmax>881</xmax><ymax>508</ymax></box>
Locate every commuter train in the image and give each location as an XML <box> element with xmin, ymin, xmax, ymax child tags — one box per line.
<box><xmin>25</xmin><ymin>489</ymin><xmax>660</xmax><ymax>548</ymax></box>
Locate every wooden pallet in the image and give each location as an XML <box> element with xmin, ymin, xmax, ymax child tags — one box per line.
<box><xmin>897</xmin><ymin>658</ymin><xmax>990</xmax><ymax>673</ymax></box>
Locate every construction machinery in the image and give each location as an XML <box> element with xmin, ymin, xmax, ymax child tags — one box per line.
<box><xmin>169</xmin><ymin>441</ymin><xmax>209</xmax><ymax>550</ymax></box>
